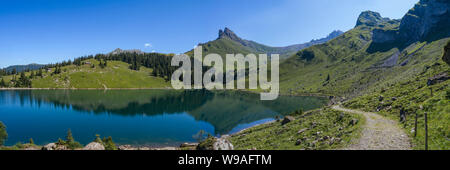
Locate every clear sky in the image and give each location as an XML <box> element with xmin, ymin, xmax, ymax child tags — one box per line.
<box><xmin>0</xmin><ymin>0</ymin><xmax>418</xmax><ymax>68</ymax></box>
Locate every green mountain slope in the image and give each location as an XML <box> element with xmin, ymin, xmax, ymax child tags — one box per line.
<box><xmin>186</xmin><ymin>27</ymin><xmax>343</xmax><ymax>60</ymax></box>
<box><xmin>279</xmin><ymin>0</ymin><xmax>450</xmax><ymax>98</ymax></box>
<box><xmin>1</xmin><ymin>59</ymin><xmax>170</xmax><ymax>89</ymax></box>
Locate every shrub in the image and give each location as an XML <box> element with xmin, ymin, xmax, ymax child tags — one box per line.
<box><xmin>0</xmin><ymin>122</ymin><xmax>7</xmax><ymax>146</ymax></box>
<box><xmin>64</xmin><ymin>129</ymin><xmax>82</xmax><ymax>149</ymax></box>
<box><xmin>102</xmin><ymin>136</ymin><xmax>116</xmax><ymax>150</ymax></box>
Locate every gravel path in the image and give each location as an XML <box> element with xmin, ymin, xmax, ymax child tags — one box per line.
<box><xmin>332</xmin><ymin>105</ymin><xmax>411</xmax><ymax>150</ymax></box>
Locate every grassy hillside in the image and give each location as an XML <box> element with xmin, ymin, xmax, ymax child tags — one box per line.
<box><xmin>230</xmin><ymin>108</ymin><xmax>364</xmax><ymax>150</ymax></box>
<box><xmin>1</xmin><ymin>59</ymin><xmax>170</xmax><ymax>89</ymax></box>
<box><xmin>343</xmin><ymin>58</ymin><xmax>449</xmax><ymax>150</ymax></box>
<box><xmin>279</xmin><ymin>20</ymin><xmax>449</xmax><ymax>99</ymax></box>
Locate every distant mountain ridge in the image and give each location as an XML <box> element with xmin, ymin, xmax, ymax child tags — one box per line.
<box><xmin>109</xmin><ymin>48</ymin><xmax>144</xmax><ymax>55</ymax></box>
<box><xmin>3</xmin><ymin>64</ymin><xmax>44</xmax><ymax>73</ymax></box>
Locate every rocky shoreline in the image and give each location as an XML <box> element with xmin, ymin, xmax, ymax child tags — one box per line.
<box><xmin>8</xmin><ymin>136</ymin><xmax>235</xmax><ymax>150</ymax></box>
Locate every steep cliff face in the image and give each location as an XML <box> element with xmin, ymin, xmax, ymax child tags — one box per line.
<box><xmin>444</xmin><ymin>41</ymin><xmax>450</xmax><ymax>65</ymax></box>
<box><xmin>372</xmin><ymin>29</ymin><xmax>398</xmax><ymax>43</ymax></box>
<box><xmin>373</xmin><ymin>0</ymin><xmax>450</xmax><ymax>44</ymax></box>
<box><xmin>399</xmin><ymin>0</ymin><xmax>450</xmax><ymax>42</ymax></box>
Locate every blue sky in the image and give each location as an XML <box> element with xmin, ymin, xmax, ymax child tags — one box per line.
<box><xmin>0</xmin><ymin>0</ymin><xmax>418</xmax><ymax>68</ymax></box>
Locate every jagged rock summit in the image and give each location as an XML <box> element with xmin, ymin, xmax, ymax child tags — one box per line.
<box><xmin>217</xmin><ymin>27</ymin><xmax>250</xmax><ymax>47</ymax></box>
<box><xmin>218</xmin><ymin>27</ymin><xmax>241</xmax><ymax>41</ymax></box>
<box><xmin>356</xmin><ymin>11</ymin><xmax>391</xmax><ymax>27</ymax></box>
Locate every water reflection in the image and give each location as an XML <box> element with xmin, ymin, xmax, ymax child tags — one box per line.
<box><xmin>0</xmin><ymin>90</ymin><xmax>327</xmax><ymax>145</ymax></box>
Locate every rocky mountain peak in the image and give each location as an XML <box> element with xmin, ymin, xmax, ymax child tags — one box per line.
<box><xmin>356</xmin><ymin>11</ymin><xmax>390</xmax><ymax>27</ymax></box>
<box><xmin>218</xmin><ymin>27</ymin><xmax>242</xmax><ymax>41</ymax></box>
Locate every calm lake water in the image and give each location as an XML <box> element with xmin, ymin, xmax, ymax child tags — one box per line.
<box><xmin>0</xmin><ymin>90</ymin><xmax>327</xmax><ymax>146</ymax></box>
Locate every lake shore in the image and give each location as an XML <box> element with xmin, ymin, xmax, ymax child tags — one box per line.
<box><xmin>0</xmin><ymin>87</ymin><xmax>335</xmax><ymax>98</ymax></box>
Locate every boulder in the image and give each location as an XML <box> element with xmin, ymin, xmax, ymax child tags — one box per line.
<box><xmin>83</xmin><ymin>142</ymin><xmax>105</xmax><ymax>150</ymax></box>
<box><xmin>297</xmin><ymin>128</ymin><xmax>309</xmax><ymax>134</ymax></box>
<box><xmin>42</xmin><ymin>143</ymin><xmax>68</xmax><ymax>150</ymax></box>
<box><xmin>349</xmin><ymin>119</ymin><xmax>359</xmax><ymax>126</ymax></box>
<box><xmin>180</xmin><ymin>143</ymin><xmax>198</xmax><ymax>148</ymax></box>
<box><xmin>42</xmin><ymin>143</ymin><xmax>57</xmax><ymax>150</ymax></box>
<box><xmin>281</xmin><ymin>116</ymin><xmax>295</xmax><ymax>125</ymax></box>
<box><xmin>378</xmin><ymin>95</ymin><xmax>384</xmax><ymax>102</ymax></box>
<box><xmin>55</xmin><ymin>145</ymin><xmax>68</xmax><ymax>150</ymax></box>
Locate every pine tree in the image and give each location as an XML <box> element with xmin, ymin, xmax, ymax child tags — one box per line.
<box><xmin>0</xmin><ymin>78</ymin><xmax>5</xmax><ymax>87</ymax></box>
<box><xmin>66</xmin><ymin>129</ymin><xmax>74</xmax><ymax>143</ymax></box>
<box><xmin>30</xmin><ymin>71</ymin><xmax>35</xmax><ymax>79</ymax></box>
<box><xmin>19</xmin><ymin>72</ymin><xmax>31</xmax><ymax>87</ymax></box>
<box><xmin>37</xmin><ymin>69</ymin><xmax>43</xmax><ymax>77</ymax></box>
<box><xmin>94</xmin><ymin>134</ymin><xmax>102</xmax><ymax>143</ymax></box>
<box><xmin>102</xmin><ymin>136</ymin><xmax>116</xmax><ymax>150</ymax></box>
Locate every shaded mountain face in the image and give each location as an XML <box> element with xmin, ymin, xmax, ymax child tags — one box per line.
<box><xmin>188</xmin><ymin>27</ymin><xmax>343</xmax><ymax>59</ymax></box>
<box><xmin>4</xmin><ymin>64</ymin><xmax>44</xmax><ymax>73</ymax></box>
<box><xmin>372</xmin><ymin>0</ymin><xmax>450</xmax><ymax>45</ymax></box>
<box><xmin>399</xmin><ymin>0</ymin><xmax>450</xmax><ymax>42</ymax></box>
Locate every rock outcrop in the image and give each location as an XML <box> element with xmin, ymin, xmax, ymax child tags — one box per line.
<box><xmin>82</xmin><ymin>142</ymin><xmax>105</xmax><ymax>150</ymax></box>
<box><xmin>281</xmin><ymin>116</ymin><xmax>295</xmax><ymax>125</ymax></box>
<box><xmin>42</xmin><ymin>143</ymin><xmax>67</xmax><ymax>150</ymax></box>
<box><xmin>213</xmin><ymin>135</ymin><xmax>234</xmax><ymax>150</ymax></box>
<box><xmin>427</xmin><ymin>72</ymin><xmax>449</xmax><ymax>86</ymax></box>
